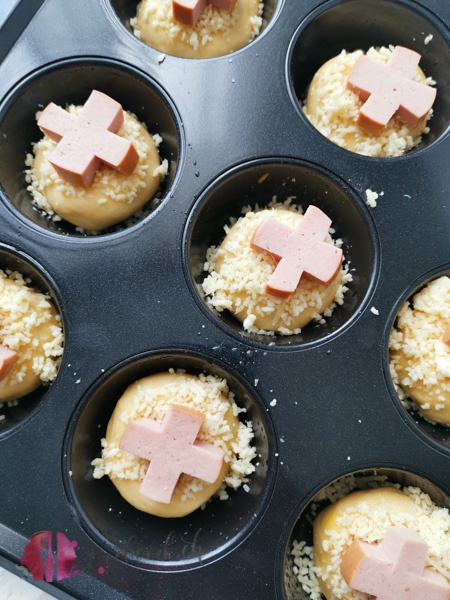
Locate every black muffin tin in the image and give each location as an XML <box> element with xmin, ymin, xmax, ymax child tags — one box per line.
<box><xmin>0</xmin><ymin>0</ymin><xmax>449</xmax><ymax>598</ymax></box>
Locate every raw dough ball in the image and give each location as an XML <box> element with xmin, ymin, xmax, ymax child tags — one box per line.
<box><xmin>313</xmin><ymin>488</ymin><xmax>419</xmax><ymax>599</ymax></box>
<box><xmin>304</xmin><ymin>47</ymin><xmax>433</xmax><ymax>157</ymax></box>
<box><xmin>92</xmin><ymin>371</ymin><xmax>255</xmax><ymax>518</ymax></box>
<box><xmin>26</xmin><ymin>110</ymin><xmax>164</xmax><ymax>231</ymax></box>
<box><xmin>202</xmin><ymin>207</ymin><xmax>348</xmax><ymax>335</ymax></box>
<box><xmin>133</xmin><ymin>0</ymin><xmax>263</xmax><ymax>59</ymax></box>
<box><xmin>292</xmin><ymin>482</ymin><xmax>450</xmax><ymax>599</ymax></box>
<box><xmin>0</xmin><ymin>270</ymin><xmax>63</xmax><ymax>402</ymax></box>
<box><xmin>389</xmin><ymin>276</ymin><xmax>450</xmax><ymax>425</ymax></box>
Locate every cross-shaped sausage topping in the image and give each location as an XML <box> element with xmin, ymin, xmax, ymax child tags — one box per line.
<box><xmin>340</xmin><ymin>526</ymin><xmax>450</xmax><ymax>600</ymax></box>
<box><xmin>347</xmin><ymin>46</ymin><xmax>436</xmax><ymax>135</ymax></box>
<box><xmin>250</xmin><ymin>205</ymin><xmax>343</xmax><ymax>297</ymax></box>
<box><xmin>37</xmin><ymin>90</ymin><xmax>139</xmax><ymax>188</ymax></box>
<box><xmin>172</xmin><ymin>0</ymin><xmax>236</xmax><ymax>27</ymax></box>
<box><xmin>119</xmin><ymin>404</ymin><xmax>224</xmax><ymax>504</ymax></box>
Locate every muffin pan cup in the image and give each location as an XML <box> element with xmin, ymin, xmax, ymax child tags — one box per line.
<box><xmin>0</xmin><ymin>0</ymin><xmax>449</xmax><ymax>599</ymax></box>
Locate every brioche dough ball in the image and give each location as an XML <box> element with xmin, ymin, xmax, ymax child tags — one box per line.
<box><xmin>202</xmin><ymin>208</ymin><xmax>347</xmax><ymax>335</ymax></box>
<box><xmin>133</xmin><ymin>0</ymin><xmax>263</xmax><ymax>59</ymax></box>
<box><xmin>313</xmin><ymin>488</ymin><xmax>420</xmax><ymax>599</ymax></box>
<box><xmin>93</xmin><ymin>371</ymin><xmax>254</xmax><ymax>518</ymax></box>
<box><xmin>0</xmin><ymin>270</ymin><xmax>63</xmax><ymax>402</ymax></box>
<box><xmin>304</xmin><ymin>47</ymin><xmax>433</xmax><ymax>157</ymax></box>
<box><xmin>27</xmin><ymin>111</ymin><xmax>163</xmax><ymax>231</ymax></box>
<box><xmin>389</xmin><ymin>276</ymin><xmax>450</xmax><ymax>425</ymax></box>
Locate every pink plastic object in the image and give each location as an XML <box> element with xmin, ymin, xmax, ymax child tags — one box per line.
<box><xmin>37</xmin><ymin>90</ymin><xmax>139</xmax><ymax>188</ymax></box>
<box><xmin>250</xmin><ymin>205</ymin><xmax>343</xmax><ymax>297</ymax></box>
<box><xmin>119</xmin><ymin>404</ymin><xmax>224</xmax><ymax>504</ymax></box>
<box><xmin>20</xmin><ymin>531</ymin><xmax>78</xmax><ymax>583</ymax></box>
<box><xmin>172</xmin><ymin>0</ymin><xmax>236</xmax><ymax>27</ymax></box>
<box><xmin>340</xmin><ymin>526</ymin><xmax>450</xmax><ymax>600</ymax></box>
<box><xmin>443</xmin><ymin>323</ymin><xmax>450</xmax><ymax>347</ymax></box>
<box><xmin>347</xmin><ymin>46</ymin><xmax>437</xmax><ymax>135</ymax></box>
<box><xmin>0</xmin><ymin>344</ymin><xmax>17</xmax><ymax>381</ymax></box>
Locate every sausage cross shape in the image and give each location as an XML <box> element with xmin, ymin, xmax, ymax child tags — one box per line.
<box><xmin>172</xmin><ymin>0</ymin><xmax>236</xmax><ymax>27</ymax></box>
<box><xmin>37</xmin><ymin>90</ymin><xmax>139</xmax><ymax>188</ymax></box>
<box><xmin>250</xmin><ymin>205</ymin><xmax>343</xmax><ymax>298</ymax></box>
<box><xmin>119</xmin><ymin>404</ymin><xmax>224</xmax><ymax>504</ymax></box>
<box><xmin>347</xmin><ymin>46</ymin><xmax>437</xmax><ymax>135</ymax></box>
<box><xmin>340</xmin><ymin>526</ymin><xmax>450</xmax><ymax>600</ymax></box>
<box><xmin>0</xmin><ymin>344</ymin><xmax>17</xmax><ymax>381</ymax></box>
<box><xmin>443</xmin><ymin>323</ymin><xmax>450</xmax><ymax>347</ymax></box>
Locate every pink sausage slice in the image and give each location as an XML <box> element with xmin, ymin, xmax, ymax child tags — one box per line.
<box><xmin>119</xmin><ymin>404</ymin><xmax>224</xmax><ymax>504</ymax></box>
<box><xmin>250</xmin><ymin>205</ymin><xmax>343</xmax><ymax>298</ymax></box>
<box><xmin>172</xmin><ymin>0</ymin><xmax>236</xmax><ymax>27</ymax></box>
<box><xmin>340</xmin><ymin>526</ymin><xmax>450</xmax><ymax>600</ymax></box>
<box><xmin>37</xmin><ymin>90</ymin><xmax>139</xmax><ymax>188</ymax></box>
<box><xmin>347</xmin><ymin>46</ymin><xmax>436</xmax><ymax>135</ymax></box>
<box><xmin>443</xmin><ymin>323</ymin><xmax>450</xmax><ymax>347</ymax></box>
<box><xmin>0</xmin><ymin>344</ymin><xmax>17</xmax><ymax>381</ymax></box>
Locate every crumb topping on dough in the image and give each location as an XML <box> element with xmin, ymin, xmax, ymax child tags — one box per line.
<box><xmin>389</xmin><ymin>276</ymin><xmax>450</xmax><ymax>412</ymax></box>
<box><xmin>292</xmin><ymin>477</ymin><xmax>450</xmax><ymax>600</ymax></box>
<box><xmin>25</xmin><ymin>108</ymin><xmax>165</xmax><ymax>223</ymax></box>
<box><xmin>132</xmin><ymin>0</ymin><xmax>263</xmax><ymax>53</ymax></box>
<box><xmin>0</xmin><ymin>270</ymin><xmax>63</xmax><ymax>390</ymax></box>
<box><xmin>202</xmin><ymin>199</ymin><xmax>352</xmax><ymax>336</ymax></box>
<box><xmin>92</xmin><ymin>370</ymin><xmax>256</xmax><ymax>502</ymax></box>
<box><xmin>304</xmin><ymin>46</ymin><xmax>435</xmax><ymax>157</ymax></box>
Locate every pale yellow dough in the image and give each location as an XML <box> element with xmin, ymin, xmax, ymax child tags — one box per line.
<box><xmin>292</xmin><ymin>481</ymin><xmax>450</xmax><ymax>599</ymax></box>
<box><xmin>313</xmin><ymin>488</ymin><xmax>424</xmax><ymax>600</ymax></box>
<box><xmin>27</xmin><ymin>111</ymin><xmax>162</xmax><ymax>231</ymax></box>
<box><xmin>304</xmin><ymin>48</ymin><xmax>432</xmax><ymax>157</ymax></box>
<box><xmin>389</xmin><ymin>276</ymin><xmax>450</xmax><ymax>425</ymax></box>
<box><xmin>96</xmin><ymin>372</ymin><xmax>244</xmax><ymax>518</ymax></box>
<box><xmin>202</xmin><ymin>207</ymin><xmax>348</xmax><ymax>335</ymax></box>
<box><xmin>0</xmin><ymin>270</ymin><xmax>63</xmax><ymax>402</ymax></box>
<box><xmin>133</xmin><ymin>0</ymin><xmax>263</xmax><ymax>59</ymax></box>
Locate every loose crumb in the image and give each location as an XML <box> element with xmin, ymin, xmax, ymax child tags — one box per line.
<box><xmin>365</xmin><ymin>189</ymin><xmax>384</xmax><ymax>208</ymax></box>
